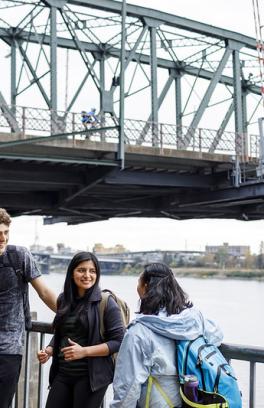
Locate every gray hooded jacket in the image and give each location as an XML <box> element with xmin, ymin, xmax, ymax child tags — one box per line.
<box><xmin>110</xmin><ymin>307</ymin><xmax>223</xmax><ymax>408</ymax></box>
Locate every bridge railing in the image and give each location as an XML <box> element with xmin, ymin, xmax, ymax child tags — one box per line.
<box><xmin>12</xmin><ymin>320</ymin><xmax>264</xmax><ymax>408</ymax></box>
<box><xmin>0</xmin><ymin>105</ymin><xmax>259</xmax><ymax>158</ymax></box>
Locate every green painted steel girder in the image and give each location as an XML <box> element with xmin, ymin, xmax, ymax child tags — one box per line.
<box><xmin>68</xmin><ymin>0</ymin><xmax>256</xmax><ymax>50</ymax></box>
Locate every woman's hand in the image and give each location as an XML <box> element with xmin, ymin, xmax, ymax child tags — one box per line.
<box><xmin>61</xmin><ymin>338</ymin><xmax>86</xmax><ymax>361</ymax></box>
<box><xmin>37</xmin><ymin>346</ymin><xmax>53</xmax><ymax>364</ymax></box>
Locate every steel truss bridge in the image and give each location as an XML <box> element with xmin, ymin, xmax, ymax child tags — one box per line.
<box><xmin>1</xmin><ymin>0</ymin><xmax>264</xmax><ymax>224</ymax></box>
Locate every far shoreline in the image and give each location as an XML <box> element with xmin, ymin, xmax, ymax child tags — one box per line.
<box><xmin>172</xmin><ymin>268</ymin><xmax>264</xmax><ymax>281</ymax></box>
<box><xmin>120</xmin><ymin>267</ymin><xmax>264</xmax><ymax>281</ymax></box>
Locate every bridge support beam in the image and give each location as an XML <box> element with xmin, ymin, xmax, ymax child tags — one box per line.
<box><xmin>182</xmin><ymin>46</ymin><xmax>232</xmax><ymax>149</ymax></box>
<box><xmin>117</xmin><ymin>0</ymin><xmax>126</xmax><ymax>167</ymax></box>
<box><xmin>232</xmin><ymin>43</ymin><xmax>244</xmax><ymax>186</ymax></box>
<box><xmin>149</xmin><ymin>23</ymin><xmax>159</xmax><ymax>147</ymax></box>
<box><xmin>50</xmin><ymin>6</ymin><xmax>58</xmax><ymax>115</ymax></box>
<box><xmin>11</xmin><ymin>36</ymin><xmax>17</xmax><ymax>110</ymax></box>
<box><xmin>175</xmin><ymin>72</ymin><xmax>183</xmax><ymax>148</ymax></box>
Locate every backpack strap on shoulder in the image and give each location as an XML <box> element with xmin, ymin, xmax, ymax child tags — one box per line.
<box><xmin>6</xmin><ymin>245</ymin><xmax>32</xmax><ymax>330</ymax></box>
<box><xmin>6</xmin><ymin>245</ymin><xmax>23</xmax><ymax>278</ymax></box>
<box><xmin>99</xmin><ymin>291</ymin><xmax>111</xmax><ymax>340</ymax></box>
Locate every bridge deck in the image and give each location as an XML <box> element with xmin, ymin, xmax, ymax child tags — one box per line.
<box><xmin>0</xmin><ymin>115</ymin><xmax>263</xmax><ymax>223</ymax></box>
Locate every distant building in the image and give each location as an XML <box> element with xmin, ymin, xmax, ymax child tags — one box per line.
<box><xmin>103</xmin><ymin>250</ymin><xmax>204</xmax><ymax>265</ymax></box>
<box><xmin>93</xmin><ymin>243</ymin><xmax>128</xmax><ymax>254</ymax></box>
<box><xmin>205</xmin><ymin>242</ymin><xmax>250</xmax><ymax>257</ymax></box>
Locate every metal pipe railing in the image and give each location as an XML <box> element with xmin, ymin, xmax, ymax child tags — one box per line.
<box><xmin>15</xmin><ymin>321</ymin><xmax>264</xmax><ymax>408</ymax></box>
<box><xmin>0</xmin><ymin>104</ymin><xmax>259</xmax><ymax>158</ymax></box>
<box><xmin>220</xmin><ymin>342</ymin><xmax>264</xmax><ymax>408</ymax></box>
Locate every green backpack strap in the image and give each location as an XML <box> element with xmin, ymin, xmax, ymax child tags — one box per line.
<box><xmin>145</xmin><ymin>376</ymin><xmax>174</xmax><ymax>408</ymax></box>
<box><xmin>99</xmin><ymin>291</ymin><xmax>111</xmax><ymax>340</ymax></box>
<box><xmin>179</xmin><ymin>387</ymin><xmax>226</xmax><ymax>407</ymax></box>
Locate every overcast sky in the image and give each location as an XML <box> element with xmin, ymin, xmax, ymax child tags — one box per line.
<box><xmin>8</xmin><ymin>0</ymin><xmax>264</xmax><ymax>255</ymax></box>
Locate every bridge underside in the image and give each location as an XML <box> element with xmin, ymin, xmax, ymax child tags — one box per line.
<box><xmin>0</xmin><ymin>134</ymin><xmax>263</xmax><ymax>224</ymax></box>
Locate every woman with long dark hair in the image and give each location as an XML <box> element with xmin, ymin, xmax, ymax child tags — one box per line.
<box><xmin>38</xmin><ymin>251</ymin><xmax>124</xmax><ymax>408</ymax></box>
<box><xmin>111</xmin><ymin>263</ymin><xmax>223</xmax><ymax>408</ymax></box>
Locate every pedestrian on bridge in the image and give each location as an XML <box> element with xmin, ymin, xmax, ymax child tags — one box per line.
<box><xmin>81</xmin><ymin>108</ymin><xmax>99</xmax><ymax>138</ymax></box>
<box><xmin>37</xmin><ymin>251</ymin><xmax>124</xmax><ymax>408</ymax></box>
<box><xmin>0</xmin><ymin>208</ymin><xmax>57</xmax><ymax>408</ymax></box>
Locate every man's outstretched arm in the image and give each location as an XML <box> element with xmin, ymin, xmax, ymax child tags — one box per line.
<box><xmin>31</xmin><ymin>276</ymin><xmax>57</xmax><ymax>312</ymax></box>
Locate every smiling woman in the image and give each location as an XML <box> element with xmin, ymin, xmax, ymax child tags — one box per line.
<box><xmin>37</xmin><ymin>251</ymin><xmax>125</xmax><ymax>408</ymax></box>
<box><xmin>73</xmin><ymin>260</ymin><xmax>98</xmax><ymax>297</ymax></box>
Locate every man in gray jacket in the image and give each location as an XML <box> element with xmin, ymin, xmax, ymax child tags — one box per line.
<box><xmin>0</xmin><ymin>208</ymin><xmax>57</xmax><ymax>408</ymax></box>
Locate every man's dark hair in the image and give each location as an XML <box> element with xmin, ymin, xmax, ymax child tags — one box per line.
<box><xmin>139</xmin><ymin>262</ymin><xmax>193</xmax><ymax>316</ymax></box>
<box><xmin>0</xmin><ymin>208</ymin><xmax>11</xmax><ymax>226</ymax></box>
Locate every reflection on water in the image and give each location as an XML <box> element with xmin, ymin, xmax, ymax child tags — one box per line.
<box><xmin>29</xmin><ymin>273</ymin><xmax>264</xmax><ymax>407</ymax></box>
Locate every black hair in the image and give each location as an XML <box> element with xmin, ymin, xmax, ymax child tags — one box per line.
<box><xmin>139</xmin><ymin>262</ymin><xmax>193</xmax><ymax>316</ymax></box>
<box><xmin>53</xmin><ymin>251</ymin><xmax>101</xmax><ymax>329</ymax></box>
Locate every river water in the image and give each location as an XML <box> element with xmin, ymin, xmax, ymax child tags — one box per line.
<box><xmin>29</xmin><ymin>273</ymin><xmax>264</xmax><ymax>407</ymax></box>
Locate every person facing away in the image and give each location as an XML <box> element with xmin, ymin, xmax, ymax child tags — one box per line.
<box><xmin>37</xmin><ymin>251</ymin><xmax>125</xmax><ymax>408</ymax></box>
<box><xmin>110</xmin><ymin>262</ymin><xmax>223</xmax><ymax>408</ymax></box>
<box><xmin>0</xmin><ymin>208</ymin><xmax>57</xmax><ymax>408</ymax></box>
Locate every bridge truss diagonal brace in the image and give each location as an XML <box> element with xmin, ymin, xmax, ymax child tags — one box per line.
<box><xmin>137</xmin><ymin>73</ymin><xmax>175</xmax><ymax>145</ymax></box>
<box><xmin>208</xmin><ymin>101</ymin><xmax>234</xmax><ymax>153</ymax></box>
<box><xmin>0</xmin><ymin>91</ymin><xmax>20</xmax><ymax>133</ymax></box>
<box><xmin>109</xmin><ymin>24</ymin><xmax>149</xmax><ymax>96</ymax></box>
<box><xmin>182</xmin><ymin>46</ymin><xmax>233</xmax><ymax>149</ymax></box>
<box><xmin>59</xmin><ymin>8</ymin><xmax>101</xmax><ymax>92</ymax></box>
<box><xmin>16</xmin><ymin>41</ymin><xmax>51</xmax><ymax>108</ymax></box>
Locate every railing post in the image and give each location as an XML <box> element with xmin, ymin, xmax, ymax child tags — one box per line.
<box><xmin>160</xmin><ymin>123</ymin><xmax>163</xmax><ymax>149</ymax></box>
<box><xmin>22</xmin><ymin>107</ymin><xmax>26</xmax><ymax>137</ymax></box>
<box><xmin>152</xmin><ymin>122</ymin><xmax>159</xmax><ymax>147</ymax></box>
<box><xmin>199</xmin><ymin>128</ymin><xmax>202</xmax><ymax>152</ymax></box>
<box><xmin>72</xmin><ymin>112</ymin><xmax>76</xmax><ymax>134</ymax></box>
<box><xmin>176</xmin><ymin>123</ymin><xmax>183</xmax><ymax>150</ymax></box>
<box><xmin>249</xmin><ymin>361</ymin><xmax>256</xmax><ymax>408</ymax></box>
<box><xmin>37</xmin><ymin>333</ymin><xmax>45</xmax><ymax>408</ymax></box>
<box><xmin>100</xmin><ymin>113</ymin><xmax>106</xmax><ymax>142</ymax></box>
<box><xmin>23</xmin><ymin>331</ymin><xmax>31</xmax><ymax>408</ymax></box>
<box><xmin>243</xmin><ymin>132</ymin><xmax>248</xmax><ymax>162</ymax></box>
<box><xmin>72</xmin><ymin>112</ymin><xmax>76</xmax><ymax>145</ymax></box>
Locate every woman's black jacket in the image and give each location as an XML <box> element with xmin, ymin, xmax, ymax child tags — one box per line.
<box><xmin>49</xmin><ymin>286</ymin><xmax>125</xmax><ymax>391</ymax></box>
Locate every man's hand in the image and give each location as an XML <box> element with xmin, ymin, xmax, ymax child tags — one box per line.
<box><xmin>61</xmin><ymin>338</ymin><xmax>86</xmax><ymax>361</ymax></box>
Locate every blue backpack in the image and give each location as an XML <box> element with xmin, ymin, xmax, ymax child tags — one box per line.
<box><xmin>176</xmin><ymin>336</ymin><xmax>242</xmax><ymax>407</ymax></box>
